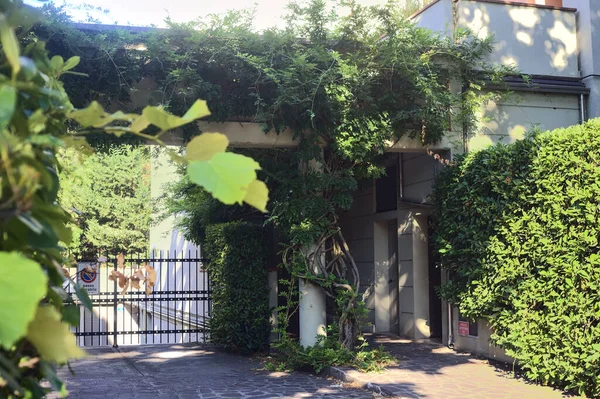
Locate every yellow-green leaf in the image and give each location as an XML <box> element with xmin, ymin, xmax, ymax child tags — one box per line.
<box><xmin>0</xmin><ymin>252</ymin><xmax>47</xmax><ymax>349</ymax></box>
<box><xmin>69</xmin><ymin>103</ymin><xmax>138</xmax><ymax>129</ymax></box>
<box><xmin>181</xmin><ymin>99</ymin><xmax>211</xmax><ymax>121</ymax></box>
<box><xmin>130</xmin><ymin>115</ymin><xmax>150</xmax><ymax>133</ymax></box>
<box><xmin>243</xmin><ymin>179</ymin><xmax>269</xmax><ymax>212</ymax></box>
<box><xmin>142</xmin><ymin>100</ymin><xmax>210</xmax><ymax>131</ymax></box>
<box><xmin>26</xmin><ymin>306</ymin><xmax>86</xmax><ymax>364</ymax></box>
<box><xmin>0</xmin><ymin>84</ymin><xmax>16</xmax><ymax>131</ymax></box>
<box><xmin>28</xmin><ymin>109</ymin><xmax>47</xmax><ymax>134</ymax></box>
<box><xmin>62</xmin><ymin>56</ymin><xmax>80</xmax><ymax>72</ymax></box>
<box><xmin>50</xmin><ymin>55</ymin><xmax>64</xmax><ymax>73</ymax></box>
<box><xmin>0</xmin><ymin>15</ymin><xmax>20</xmax><ymax>75</ymax></box>
<box><xmin>68</xmin><ymin>101</ymin><xmax>106</xmax><ymax>127</ymax></box>
<box><xmin>187</xmin><ymin>152</ymin><xmax>260</xmax><ymax>205</ymax></box>
<box><xmin>186</xmin><ymin>132</ymin><xmax>229</xmax><ymax>161</ymax></box>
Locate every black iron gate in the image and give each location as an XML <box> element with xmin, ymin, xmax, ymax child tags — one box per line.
<box><xmin>67</xmin><ymin>251</ymin><xmax>211</xmax><ymax>347</ymax></box>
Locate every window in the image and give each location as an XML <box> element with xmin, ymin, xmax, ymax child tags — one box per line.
<box><xmin>375</xmin><ymin>165</ymin><xmax>398</xmax><ymax>213</ymax></box>
<box><xmin>458</xmin><ymin>313</ymin><xmax>478</xmax><ymax>337</ymax></box>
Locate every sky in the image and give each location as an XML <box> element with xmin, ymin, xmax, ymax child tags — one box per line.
<box><xmin>28</xmin><ymin>0</ymin><xmax>403</xmax><ymax>30</ymax></box>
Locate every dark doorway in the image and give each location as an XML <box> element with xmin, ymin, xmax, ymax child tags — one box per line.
<box><xmin>427</xmin><ymin>217</ymin><xmax>443</xmax><ymax>340</ymax></box>
<box><xmin>388</xmin><ymin>219</ymin><xmax>399</xmax><ymax>334</ymax></box>
<box><xmin>375</xmin><ymin>164</ymin><xmax>398</xmax><ymax>213</ymax></box>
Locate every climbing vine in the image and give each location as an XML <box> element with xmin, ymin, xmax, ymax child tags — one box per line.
<box><xmin>31</xmin><ymin>0</ymin><xmax>510</xmax><ymax>357</ymax></box>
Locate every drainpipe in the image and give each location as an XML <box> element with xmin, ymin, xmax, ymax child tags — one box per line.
<box><xmin>447</xmin><ymin>271</ymin><xmax>454</xmax><ymax>348</ymax></box>
<box><xmin>580</xmin><ymin>93</ymin><xmax>586</xmax><ymax>124</ymax></box>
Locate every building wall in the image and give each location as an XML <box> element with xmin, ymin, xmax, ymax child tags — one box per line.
<box><xmin>413</xmin><ymin>0</ymin><xmax>578</xmax><ymax>78</ymax></box>
<box><xmin>457</xmin><ymin>0</ymin><xmax>578</xmax><ymax>77</ymax></box>
<box><xmin>401</xmin><ymin>153</ymin><xmax>440</xmax><ymax>203</ymax></box>
<box><xmin>412</xmin><ymin>0</ymin><xmax>454</xmax><ymax>36</ymax></box>
<box><xmin>339</xmin><ymin>184</ymin><xmax>377</xmax><ymax>329</ymax></box>
<box><xmin>563</xmin><ymin>0</ymin><xmax>600</xmax><ymax>118</ymax></box>
<box><xmin>469</xmin><ymin>91</ymin><xmax>581</xmax><ymax>151</ymax></box>
<box><xmin>450</xmin><ymin>310</ymin><xmax>513</xmax><ymax>363</ymax></box>
<box><xmin>340</xmin><ymin>153</ymin><xmax>443</xmax><ymax>338</ymax></box>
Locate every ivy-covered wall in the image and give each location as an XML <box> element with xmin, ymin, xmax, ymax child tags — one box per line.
<box><xmin>432</xmin><ymin>119</ymin><xmax>600</xmax><ymax>397</ymax></box>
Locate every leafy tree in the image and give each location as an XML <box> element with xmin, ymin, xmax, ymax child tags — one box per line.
<box><xmin>0</xmin><ymin>1</ymin><xmax>268</xmax><ymax>397</ymax></box>
<box><xmin>58</xmin><ymin>145</ymin><xmax>151</xmax><ymax>254</ymax></box>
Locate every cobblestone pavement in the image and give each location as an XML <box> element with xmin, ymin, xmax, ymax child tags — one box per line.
<box><xmin>333</xmin><ymin>335</ymin><xmax>579</xmax><ymax>399</ymax></box>
<box><xmin>49</xmin><ymin>344</ymin><xmax>376</xmax><ymax>399</ymax></box>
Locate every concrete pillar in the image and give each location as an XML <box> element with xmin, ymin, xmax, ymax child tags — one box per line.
<box><xmin>397</xmin><ymin>210</ymin><xmax>415</xmax><ymax>337</ymax></box>
<box><xmin>412</xmin><ymin>214</ymin><xmax>430</xmax><ymax>339</ymax></box>
<box><xmin>298</xmin><ymin>154</ymin><xmax>327</xmax><ymax>348</ymax></box>
<box><xmin>268</xmin><ymin>270</ymin><xmax>279</xmax><ymax>342</ymax></box>
<box><xmin>396</xmin><ymin>208</ymin><xmax>433</xmax><ymax>340</ymax></box>
<box><xmin>374</xmin><ymin>221</ymin><xmax>391</xmax><ymax>333</ymax></box>
<box><xmin>299</xmin><ymin>278</ymin><xmax>327</xmax><ymax>347</ymax></box>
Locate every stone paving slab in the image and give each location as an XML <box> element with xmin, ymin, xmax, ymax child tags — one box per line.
<box><xmin>327</xmin><ymin>335</ymin><xmax>580</xmax><ymax>399</ymax></box>
<box><xmin>49</xmin><ymin>344</ymin><xmax>377</xmax><ymax>399</ymax></box>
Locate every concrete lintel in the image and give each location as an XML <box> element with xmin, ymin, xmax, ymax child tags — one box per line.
<box><xmin>385</xmin><ymin>134</ymin><xmax>455</xmax><ymax>153</ymax></box>
<box><xmin>197</xmin><ymin>122</ymin><xmax>299</xmax><ymax>148</ymax></box>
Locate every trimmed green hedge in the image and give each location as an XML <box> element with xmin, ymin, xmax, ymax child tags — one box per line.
<box><xmin>432</xmin><ymin>119</ymin><xmax>600</xmax><ymax>397</ymax></box>
<box><xmin>204</xmin><ymin>222</ymin><xmax>271</xmax><ymax>352</ymax></box>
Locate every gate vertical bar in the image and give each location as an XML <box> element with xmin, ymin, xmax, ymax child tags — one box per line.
<box><xmin>112</xmin><ymin>254</ymin><xmax>118</xmax><ymax>348</ymax></box>
<box><xmin>202</xmin><ymin>249</ymin><xmax>206</xmax><ymax>343</ymax></box>
<box><xmin>187</xmin><ymin>249</ymin><xmax>191</xmax><ymax>343</ymax></box>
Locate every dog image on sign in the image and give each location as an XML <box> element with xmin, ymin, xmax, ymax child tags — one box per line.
<box><xmin>78</xmin><ymin>262</ymin><xmax>100</xmax><ymax>294</ymax></box>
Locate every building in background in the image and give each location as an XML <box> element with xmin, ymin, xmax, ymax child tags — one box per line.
<box><xmin>69</xmin><ymin>0</ymin><xmax>598</xmax><ymax>356</ymax></box>
<box><xmin>339</xmin><ymin>0</ymin><xmax>595</xmax><ymax>362</ymax></box>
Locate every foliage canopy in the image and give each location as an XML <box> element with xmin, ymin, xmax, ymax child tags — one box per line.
<box><xmin>32</xmin><ymin>0</ymin><xmax>508</xmax><ymax>365</ymax></box>
<box><xmin>433</xmin><ymin>120</ymin><xmax>600</xmax><ymax>397</ymax></box>
<box><xmin>58</xmin><ymin>145</ymin><xmax>151</xmax><ymax>254</ymax></box>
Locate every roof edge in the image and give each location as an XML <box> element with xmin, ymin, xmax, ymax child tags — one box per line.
<box><xmin>461</xmin><ymin>0</ymin><xmax>576</xmax><ymax>13</ymax></box>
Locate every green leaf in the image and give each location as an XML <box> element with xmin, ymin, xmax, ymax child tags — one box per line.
<box><xmin>26</xmin><ymin>306</ymin><xmax>86</xmax><ymax>364</ymax></box>
<box><xmin>50</xmin><ymin>56</ymin><xmax>64</xmax><ymax>73</ymax></box>
<box><xmin>16</xmin><ymin>213</ymin><xmax>43</xmax><ymax>235</ymax></box>
<box><xmin>187</xmin><ymin>152</ymin><xmax>260</xmax><ymax>205</ymax></box>
<box><xmin>0</xmin><ymin>84</ymin><xmax>16</xmax><ymax>131</ymax></box>
<box><xmin>0</xmin><ymin>252</ymin><xmax>47</xmax><ymax>349</ymax></box>
<box><xmin>28</xmin><ymin>109</ymin><xmax>47</xmax><ymax>134</ymax></box>
<box><xmin>62</xmin><ymin>56</ymin><xmax>80</xmax><ymax>72</ymax></box>
<box><xmin>186</xmin><ymin>132</ymin><xmax>229</xmax><ymax>161</ymax></box>
<box><xmin>69</xmin><ymin>102</ymin><xmax>138</xmax><ymax>129</ymax></box>
<box><xmin>18</xmin><ymin>56</ymin><xmax>38</xmax><ymax>81</ymax></box>
<box><xmin>47</xmin><ymin>286</ymin><xmax>67</xmax><ymax>309</ymax></box>
<box><xmin>0</xmin><ymin>15</ymin><xmax>20</xmax><ymax>75</ymax></box>
<box><xmin>142</xmin><ymin>100</ymin><xmax>210</xmax><ymax>131</ymax></box>
<box><xmin>243</xmin><ymin>180</ymin><xmax>269</xmax><ymax>212</ymax></box>
<box><xmin>40</xmin><ymin>361</ymin><xmax>68</xmax><ymax>397</ymax></box>
<box><xmin>72</xmin><ymin>281</ymin><xmax>92</xmax><ymax>310</ymax></box>
<box><xmin>68</xmin><ymin>101</ymin><xmax>106</xmax><ymax>127</ymax></box>
<box><xmin>61</xmin><ymin>305</ymin><xmax>80</xmax><ymax>327</ymax></box>
<box><xmin>129</xmin><ymin>115</ymin><xmax>150</xmax><ymax>133</ymax></box>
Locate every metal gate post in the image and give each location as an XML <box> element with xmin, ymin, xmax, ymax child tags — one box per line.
<box><xmin>112</xmin><ymin>256</ymin><xmax>118</xmax><ymax>348</ymax></box>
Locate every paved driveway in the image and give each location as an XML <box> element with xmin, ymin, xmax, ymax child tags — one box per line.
<box><xmin>334</xmin><ymin>335</ymin><xmax>577</xmax><ymax>399</ymax></box>
<box><xmin>50</xmin><ymin>344</ymin><xmax>376</xmax><ymax>399</ymax></box>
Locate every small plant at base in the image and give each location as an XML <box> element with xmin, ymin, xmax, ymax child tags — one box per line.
<box><xmin>267</xmin><ymin>325</ymin><xmax>395</xmax><ymax>373</ymax></box>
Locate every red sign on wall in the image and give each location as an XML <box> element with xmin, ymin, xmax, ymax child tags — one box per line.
<box><xmin>458</xmin><ymin>321</ymin><xmax>470</xmax><ymax>336</ymax></box>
